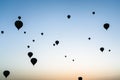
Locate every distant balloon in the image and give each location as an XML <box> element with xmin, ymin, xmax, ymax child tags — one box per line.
<box><xmin>15</xmin><ymin>16</ymin><xmax>23</xmax><ymax>30</ymax></box>
<box><xmin>92</xmin><ymin>11</ymin><xmax>95</xmax><ymax>15</ymax></box>
<box><xmin>28</xmin><ymin>52</ymin><xmax>33</xmax><ymax>58</ymax></box>
<box><xmin>100</xmin><ymin>47</ymin><xmax>104</xmax><ymax>52</ymax></box>
<box><xmin>53</xmin><ymin>44</ymin><xmax>55</xmax><ymax>46</ymax></box>
<box><xmin>65</xmin><ymin>55</ymin><xmax>67</xmax><ymax>58</ymax></box>
<box><xmin>27</xmin><ymin>45</ymin><xmax>30</xmax><ymax>48</ymax></box>
<box><xmin>41</xmin><ymin>32</ymin><xmax>44</xmax><ymax>35</ymax></box>
<box><xmin>55</xmin><ymin>40</ymin><xmax>59</xmax><ymax>45</ymax></box>
<box><xmin>103</xmin><ymin>23</ymin><xmax>109</xmax><ymax>30</ymax></box>
<box><xmin>24</xmin><ymin>31</ymin><xmax>26</xmax><ymax>34</ymax></box>
<box><xmin>108</xmin><ymin>49</ymin><xmax>111</xmax><ymax>52</ymax></box>
<box><xmin>88</xmin><ymin>37</ymin><xmax>91</xmax><ymax>40</ymax></box>
<box><xmin>67</xmin><ymin>15</ymin><xmax>71</xmax><ymax>19</ymax></box>
<box><xmin>31</xmin><ymin>58</ymin><xmax>37</xmax><ymax>66</ymax></box>
<box><xmin>72</xmin><ymin>59</ymin><xmax>75</xmax><ymax>62</ymax></box>
<box><xmin>32</xmin><ymin>40</ymin><xmax>35</xmax><ymax>42</ymax></box>
<box><xmin>1</xmin><ymin>31</ymin><xmax>4</xmax><ymax>34</ymax></box>
<box><xmin>3</xmin><ymin>70</ymin><xmax>10</xmax><ymax>78</ymax></box>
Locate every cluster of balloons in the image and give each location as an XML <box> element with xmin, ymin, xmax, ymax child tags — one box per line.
<box><xmin>64</xmin><ymin>55</ymin><xmax>75</xmax><ymax>62</ymax></box>
<box><xmin>28</xmin><ymin>52</ymin><xmax>37</xmax><ymax>66</ymax></box>
<box><xmin>3</xmin><ymin>70</ymin><xmax>10</xmax><ymax>78</ymax></box>
<box><xmin>100</xmin><ymin>47</ymin><xmax>111</xmax><ymax>52</ymax></box>
<box><xmin>53</xmin><ymin>40</ymin><xmax>59</xmax><ymax>46</ymax></box>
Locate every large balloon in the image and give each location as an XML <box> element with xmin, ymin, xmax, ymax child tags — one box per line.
<box><xmin>103</xmin><ymin>23</ymin><xmax>109</xmax><ymax>30</ymax></box>
<box><xmin>28</xmin><ymin>52</ymin><xmax>33</xmax><ymax>58</ymax></box>
<box><xmin>78</xmin><ymin>77</ymin><xmax>82</xmax><ymax>80</ymax></box>
<box><xmin>55</xmin><ymin>40</ymin><xmax>59</xmax><ymax>45</ymax></box>
<box><xmin>31</xmin><ymin>58</ymin><xmax>37</xmax><ymax>66</ymax></box>
<box><xmin>15</xmin><ymin>16</ymin><xmax>23</xmax><ymax>30</ymax></box>
<box><xmin>3</xmin><ymin>70</ymin><xmax>10</xmax><ymax>78</ymax></box>
<box><xmin>100</xmin><ymin>47</ymin><xmax>104</xmax><ymax>52</ymax></box>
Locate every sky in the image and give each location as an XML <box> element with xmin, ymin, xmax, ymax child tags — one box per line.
<box><xmin>0</xmin><ymin>0</ymin><xmax>120</xmax><ymax>80</ymax></box>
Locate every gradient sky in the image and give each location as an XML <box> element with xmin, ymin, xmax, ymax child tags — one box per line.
<box><xmin>0</xmin><ymin>0</ymin><xmax>120</xmax><ymax>80</ymax></box>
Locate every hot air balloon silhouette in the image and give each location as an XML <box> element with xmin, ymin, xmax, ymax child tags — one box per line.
<box><xmin>103</xmin><ymin>23</ymin><xmax>109</xmax><ymax>30</ymax></box>
<box><xmin>78</xmin><ymin>77</ymin><xmax>82</xmax><ymax>80</ymax></box>
<box><xmin>27</xmin><ymin>45</ymin><xmax>30</xmax><ymax>48</ymax></box>
<box><xmin>108</xmin><ymin>49</ymin><xmax>111</xmax><ymax>52</ymax></box>
<box><xmin>32</xmin><ymin>39</ymin><xmax>35</xmax><ymax>42</ymax></box>
<box><xmin>92</xmin><ymin>11</ymin><xmax>95</xmax><ymax>15</ymax></box>
<box><xmin>65</xmin><ymin>55</ymin><xmax>67</xmax><ymax>58</ymax></box>
<box><xmin>24</xmin><ymin>31</ymin><xmax>26</xmax><ymax>34</ymax></box>
<box><xmin>41</xmin><ymin>32</ymin><xmax>44</xmax><ymax>35</ymax></box>
<box><xmin>55</xmin><ymin>40</ymin><xmax>59</xmax><ymax>45</ymax></box>
<box><xmin>100</xmin><ymin>47</ymin><xmax>104</xmax><ymax>52</ymax></box>
<box><xmin>31</xmin><ymin>58</ymin><xmax>37</xmax><ymax>66</ymax></box>
<box><xmin>28</xmin><ymin>52</ymin><xmax>33</xmax><ymax>58</ymax></box>
<box><xmin>67</xmin><ymin>15</ymin><xmax>71</xmax><ymax>19</ymax></box>
<box><xmin>1</xmin><ymin>31</ymin><xmax>4</xmax><ymax>34</ymax></box>
<box><xmin>3</xmin><ymin>70</ymin><xmax>10</xmax><ymax>78</ymax></box>
<box><xmin>72</xmin><ymin>59</ymin><xmax>75</xmax><ymax>62</ymax></box>
<box><xmin>88</xmin><ymin>37</ymin><xmax>91</xmax><ymax>40</ymax></box>
<box><xmin>15</xmin><ymin>16</ymin><xmax>23</xmax><ymax>30</ymax></box>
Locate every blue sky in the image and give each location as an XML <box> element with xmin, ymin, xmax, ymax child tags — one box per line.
<box><xmin>0</xmin><ymin>0</ymin><xmax>120</xmax><ymax>80</ymax></box>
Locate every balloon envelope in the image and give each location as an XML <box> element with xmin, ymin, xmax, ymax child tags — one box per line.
<box><xmin>100</xmin><ymin>47</ymin><xmax>104</xmax><ymax>52</ymax></box>
<box><xmin>15</xmin><ymin>20</ymin><xmax>23</xmax><ymax>30</ymax></box>
<box><xmin>103</xmin><ymin>23</ymin><xmax>109</xmax><ymax>30</ymax></box>
<box><xmin>3</xmin><ymin>70</ymin><xmax>10</xmax><ymax>78</ymax></box>
<box><xmin>55</xmin><ymin>40</ymin><xmax>59</xmax><ymax>45</ymax></box>
<box><xmin>67</xmin><ymin>15</ymin><xmax>71</xmax><ymax>19</ymax></box>
<box><xmin>31</xmin><ymin>58</ymin><xmax>37</xmax><ymax>66</ymax></box>
<box><xmin>28</xmin><ymin>52</ymin><xmax>33</xmax><ymax>58</ymax></box>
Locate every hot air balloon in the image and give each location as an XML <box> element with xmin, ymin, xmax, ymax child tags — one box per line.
<box><xmin>31</xmin><ymin>58</ymin><xmax>37</xmax><ymax>66</ymax></box>
<box><xmin>3</xmin><ymin>70</ymin><xmax>10</xmax><ymax>78</ymax></box>
<box><xmin>1</xmin><ymin>31</ymin><xmax>4</xmax><ymax>34</ymax></box>
<box><xmin>72</xmin><ymin>59</ymin><xmax>75</xmax><ymax>62</ymax></box>
<box><xmin>55</xmin><ymin>40</ymin><xmax>59</xmax><ymax>45</ymax></box>
<box><xmin>65</xmin><ymin>55</ymin><xmax>67</xmax><ymax>58</ymax></box>
<box><xmin>24</xmin><ymin>31</ymin><xmax>26</xmax><ymax>34</ymax></box>
<box><xmin>41</xmin><ymin>32</ymin><xmax>44</xmax><ymax>35</ymax></box>
<box><xmin>108</xmin><ymin>49</ymin><xmax>111</xmax><ymax>52</ymax></box>
<box><xmin>78</xmin><ymin>77</ymin><xmax>82</xmax><ymax>80</ymax></box>
<box><xmin>53</xmin><ymin>44</ymin><xmax>55</xmax><ymax>46</ymax></box>
<box><xmin>27</xmin><ymin>45</ymin><xmax>30</xmax><ymax>48</ymax></box>
<box><xmin>103</xmin><ymin>23</ymin><xmax>109</xmax><ymax>30</ymax></box>
<box><xmin>92</xmin><ymin>11</ymin><xmax>95</xmax><ymax>15</ymax></box>
<box><xmin>15</xmin><ymin>16</ymin><xmax>23</xmax><ymax>30</ymax></box>
<box><xmin>28</xmin><ymin>52</ymin><xmax>33</xmax><ymax>58</ymax></box>
<box><xmin>88</xmin><ymin>37</ymin><xmax>91</xmax><ymax>40</ymax></box>
<box><xmin>100</xmin><ymin>47</ymin><xmax>104</xmax><ymax>52</ymax></box>
<box><xmin>32</xmin><ymin>40</ymin><xmax>35</xmax><ymax>42</ymax></box>
<box><xmin>67</xmin><ymin>15</ymin><xmax>71</xmax><ymax>19</ymax></box>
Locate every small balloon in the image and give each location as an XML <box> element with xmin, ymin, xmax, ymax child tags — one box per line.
<box><xmin>108</xmin><ymin>49</ymin><xmax>111</xmax><ymax>52</ymax></box>
<box><xmin>100</xmin><ymin>47</ymin><xmax>104</xmax><ymax>52</ymax></box>
<box><xmin>72</xmin><ymin>59</ymin><xmax>75</xmax><ymax>62</ymax></box>
<box><xmin>32</xmin><ymin>39</ymin><xmax>35</xmax><ymax>42</ymax></box>
<box><xmin>41</xmin><ymin>32</ymin><xmax>44</xmax><ymax>35</ymax></box>
<box><xmin>92</xmin><ymin>11</ymin><xmax>95</xmax><ymax>15</ymax></box>
<box><xmin>65</xmin><ymin>55</ymin><xmax>67</xmax><ymax>58</ymax></box>
<box><xmin>18</xmin><ymin>16</ymin><xmax>21</xmax><ymax>20</ymax></box>
<box><xmin>88</xmin><ymin>37</ymin><xmax>91</xmax><ymax>40</ymax></box>
<box><xmin>15</xmin><ymin>16</ymin><xmax>23</xmax><ymax>30</ymax></box>
<box><xmin>24</xmin><ymin>31</ymin><xmax>26</xmax><ymax>34</ymax></box>
<box><xmin>103</xmin><ymin>23</ymin><xmax>109</xmax><ymax>30</ymax></box>
<box><xmin>27</xmin><ymin>45</ymin><xmax>30</xmax><ymax>48</ymax></box>
<box><xmin>55</xmin><ymin>40</ymin><xmax>59</xmax><ymax>45</ymax></box>
<box><xmin>28</xmin><ymin>52</ymin><xmax>33</xmax><ymax>58</ymax></box>
<box><xmin>1</xmin><ymin>31</ymin><xmax>4</xmax><ymax>34</ymax></box>
<box><xmin>31</xmin><ymin>58</ymin><xmax>37</xmax><ymax>66</ymax></box>
<box><xmin>67</xmin><ymin>15</ymin><xmax>71</xmax><ymax>19</ymax></box>
<box><xmin>53</xmin><ymin>44</ymin><xmax>55</xmax><ymax>46</ymax></box>
<box><xmin>3</xmin><ymin>70</ymin><xmax>10</xmax><ymax>78</ymax></box>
